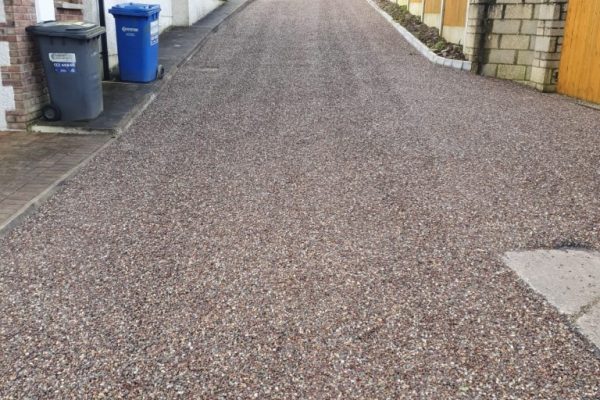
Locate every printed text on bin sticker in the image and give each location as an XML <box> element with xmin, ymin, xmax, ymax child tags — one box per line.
<box><xmin>150</xmin><ymin>21</ymin><xmax>159</xmax><ymax>46</ymax></box>
<box><xmin>49</xmin><ymin>53</ymin><xmax>76</xmax><ymax>73</ymax></box>
<box><xmin>122</xmin><ymin>26</ymin><xmax>139</xmax><ymax>37</ymax></box>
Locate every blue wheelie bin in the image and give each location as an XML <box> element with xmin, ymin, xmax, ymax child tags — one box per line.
<box><xmin>109</xmin><ymin>3</ymin><xmax>163</xmax><ymax>83</ymax></box>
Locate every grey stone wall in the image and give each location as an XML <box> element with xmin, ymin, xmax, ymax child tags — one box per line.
<box><xmin>464</xmin><ymin>0</ymin><xmax>567</xmax><ymax>92</ymax></box>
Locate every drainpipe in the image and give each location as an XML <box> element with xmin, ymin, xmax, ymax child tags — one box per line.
<box><xmin>476</xmin><ymin>0</ymin><xmax>495</xmax><ymax>75</ymax></box>
<box><xmin>97</xmin><ymin>0</ymin><xmax>110</xmax><ymax>80</ymax></box>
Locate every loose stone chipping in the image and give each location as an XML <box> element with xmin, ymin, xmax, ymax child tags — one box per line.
<box><xmin>1</xmin><ymin>0</ymin><xmax>600</xmax><ymax>398</ymax></box>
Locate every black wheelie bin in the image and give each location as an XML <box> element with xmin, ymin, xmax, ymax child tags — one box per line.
<box><xmin>27</xmin><ymin>21</ymin><xmax>105</xmax><ymax>121</ymax></box>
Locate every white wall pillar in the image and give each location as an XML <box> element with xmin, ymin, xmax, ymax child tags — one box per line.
<box><xmin>0</xmin><ymin>41</ymin><xmax>16</xmax><ymax>130</ymax></box>
<box><xmin>34</xmin><ymin>0</ymin><xmax>56</xmax><ymax>22</ymax></box>
<box><xmin>0</xmin><ymin>0</ymin><xmax>5</xmax><ymax>23</ymax></box>
<box><xmin>82</xmin><ymin>0</ymin><xmax>100</xmax><ymax>23</ymax></box>
<box><xmin>0</xmin><ymin>0</ymin><xmax>15</xmax><ymax>130</ymax></box>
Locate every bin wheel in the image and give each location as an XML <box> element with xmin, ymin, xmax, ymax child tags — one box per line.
<box><xmin>156</xmin><ymin>64</ymin><xmax>165</xmax><ymax>80</ymax></box>
<box><xmin>42</xmin><ymin>104</ymin><xmax>61</xmax><ymax>121</ymax></box>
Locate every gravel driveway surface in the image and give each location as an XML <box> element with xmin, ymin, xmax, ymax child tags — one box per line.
<box><xmin>2</xmin><ymin>0</ymin><xmax>600</xmax><ymax>398</ymax></box>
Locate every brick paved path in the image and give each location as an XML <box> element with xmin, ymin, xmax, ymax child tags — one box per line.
<box><xmin>0</xmin><ymin>132</ymin><xmax>108</xmax><ymax>225</ymax></box>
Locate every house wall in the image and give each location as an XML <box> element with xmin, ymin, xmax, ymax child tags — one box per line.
<box><xmin>86</xmin><ymin>0</ymin><xmax>219</xmax><ymax>73</ymax></box>
<box><xmin>1</xmin><ymin>0</ymin><xmax>50</xmax><ymax>130</ymax></box>
<box><xmin>100</xmin><ymin>0</ymin><xmax>172</xmax><ymax>72</ymax></box>
<box><xmin>173</xmin><ymin>0</ymin><xmax>221</xmax><ymax>27</ymax></box>
<box><xmin>388</xmin><ymin>0</ymin><xmax>567</xmax><ymax>93</ymax></box>
<box><xmin>0</xmin><ymin>0</ymin><xmax>83</xmax><ymax>130</ymax></box>
<box><xmin>55</xmin><ymin>0</ymin><xmax>84</xmax><ymax>21</ymax></box>
<box><xmin>464</xmin><ymin>0</ymin><xmax>567</xmax><ymax>92</ymax></box>
<box><xmin>1</xmin><ymin>0</ymin><xmax>222</xmax><ymax>129</ymax></box>
<box><xmin>0</xmin><ymin>0</ymin><xmax>16</xmax><ymax>130</ymax></box>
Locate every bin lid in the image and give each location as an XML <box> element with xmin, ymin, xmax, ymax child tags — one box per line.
<box><xmin>26</xmin><ymin>21</ymin><xmax>105</xmax><ymax>40</ymax></box>
<box><xmin>109</xmin><ymin>3</ymin><xmax>161</xmax><ymax>17</ymax></box>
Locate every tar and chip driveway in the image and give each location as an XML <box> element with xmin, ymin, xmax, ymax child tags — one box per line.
<box><xmin>2</xmin><ymin>0</ymin><xmax>600</xmax><ymax>397</ymax></box>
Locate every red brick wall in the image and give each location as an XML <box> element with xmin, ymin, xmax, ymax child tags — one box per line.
<box><xmin>55</xmin><ymin>0</ymin><xmax>84</xmax><ymax>22</ymax></box>
<box><xmin>0</xmin><ymin>0</ymin><xmax>83</xmax><ymax>130</ymax></box>
<box><xmin>0</xmin><ymin>0</ymin><xmax>46</xmax><ymax>130</ymax></box>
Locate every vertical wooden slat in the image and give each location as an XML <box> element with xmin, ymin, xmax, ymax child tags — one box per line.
<box><xmin>593</xmin><ymin>5</ymin><xmax>600</xmax><ymax>101</ymax></box>
<box><xmin>558</xmin><ymin>0</ymin><xmax>600</xmax><ymax>104</ymax></box>
<box><xmin>424</xmin><ymin>0</ymin><xmax>442</xmax><ymax>13</ymax></box>
<box><xmin>442</xmin><ymin>0</ymin><xmax>467</xmax><ymax>27</ymax></box>
<box><xmin>558</xmin><ymin>0</ymin><xmax>576</xmax><ymax>95</ymax></box>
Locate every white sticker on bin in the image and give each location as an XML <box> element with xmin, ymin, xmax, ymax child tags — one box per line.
<box><xmin>49</xmin><ymin>53</ymin><xmax>76</xmax><ymax>63</ymax></box>
<box><xmin>150</xmin><ymin>20</ymin><xmax>159</xmax><ymax>46</ymax></box>
<box><xmin>49</xmin><ymin>53</ymin><xmax>77</xmax><ymax>73</ymax></box>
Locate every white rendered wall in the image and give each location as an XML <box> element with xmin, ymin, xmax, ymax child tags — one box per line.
<box><xmin>102</xmin><ymin>0</ymin><xmax>173</xmax><ymax>70</ymax></box>
<box><xmin>0</xmin><ymin>0</ymin><xmax>15</xmax><ymax>130</ymax></box>
<box><xmin>189</xmin><ymin>0</ymin><xmax>221</xmax><ymax>25</ymax></box>
<box><xmin>173</xmin><ymin>0</ymin><xmax>221</xmax><ymax>26</ymax></box>
<box><xmin>83</xmin><ymin>0</ymin><xmax>99</xmax><ymax>24</ymax></box>
<box><xmin>0</xmin><ymin>41</ymin><xmax>15</xmax><ymax>130</ymax></box>
<box><xmin>35</xmin><ymin>0</ymin><xmax>55</xmax><ymax>22</ymax></box>
<box><xmin>79</xmin><ymin>0</ymin><xmax>222</xmax><ymax>73</ymax></box>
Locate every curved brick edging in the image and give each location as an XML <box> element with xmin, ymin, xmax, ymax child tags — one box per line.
<box><xmin>365</xmin><ymin>0</ymin><xmax>472</xmax><ymax>72</ymax></box>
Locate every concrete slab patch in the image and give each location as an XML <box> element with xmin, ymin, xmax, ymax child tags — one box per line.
<box><xmin>503</xmin><ymin>249</ymin><xmax>600</xmax><ymax>348</ymax></box>
<box><xmin>577</xmin><ymin>302</ymin><xmax>600</xmax><ymax>348</ymax></box>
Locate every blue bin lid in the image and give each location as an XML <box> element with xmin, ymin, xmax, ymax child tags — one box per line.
<box><xmin>108</xmin><ymin>3</ymin><xmax>161</xmax><ymax>17</ymax></box>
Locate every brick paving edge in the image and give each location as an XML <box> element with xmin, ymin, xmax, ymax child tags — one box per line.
<box><xmin>0</xmin><ymin>138</ymin><xmax>115</xmax><ymax>238</ymax></box>
<box><xmin>0</xmin><ymin>0</ymin><xmax>258</xmax><ymax>237</ymax></box>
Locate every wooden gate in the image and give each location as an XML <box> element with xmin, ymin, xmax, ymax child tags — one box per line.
<box><xmin>423</xmin><ymin>0</ymin><xmax>442</xmax><ymax>29</ymax></box>
<box><xmin>441</xmin><ymin>0</ymin><xmax>468</xmax><ymax>44</ymax></box>
<box><xmin>557</xmin><ymin>0</ymin><xmax>600</xmax><ymax>104</ymax></box>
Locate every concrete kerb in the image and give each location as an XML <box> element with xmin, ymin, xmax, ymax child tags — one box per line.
<box><xmin>0</xmin><ymin>0</ymin><xmax>255</xmax><ymax>236</ymax></box>
<box><xmin>28</xmin><ymin>92</ymin><xmax>157</xmax><ymax>136</ymax></box>
<box><xmin>365</xmin><ymin>0</ymin><xmax>472</xmax><ymax>72</ymax></box>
